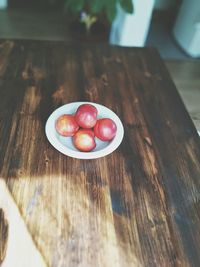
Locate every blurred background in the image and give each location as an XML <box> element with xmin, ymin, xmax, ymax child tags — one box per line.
<box><xmin>0</xmin><ymin>0</ymin><xmax>199</xmax><ymax>132</ymax></box>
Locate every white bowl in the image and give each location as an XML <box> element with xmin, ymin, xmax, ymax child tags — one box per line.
<box><xmin>45</xmin><ymin>102</ymin><xmax>124</xmax><ymax>159</ymax></box>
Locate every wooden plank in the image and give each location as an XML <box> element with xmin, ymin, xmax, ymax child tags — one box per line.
<box><xmin>0</xmin><ymin>40</ymin><xmax>200</xmax><ymax>267</ymax></box>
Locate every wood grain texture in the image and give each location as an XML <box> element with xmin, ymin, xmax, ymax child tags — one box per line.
<box><xmin>0</xmin><ymin>39</ymin><xmax>200</xmax><ymax>267</ymax></box>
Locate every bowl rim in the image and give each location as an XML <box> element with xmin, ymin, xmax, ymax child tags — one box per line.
<box><xmin>45</xmin><ymin>102</ymin><xmax>124</xmax><ymax>159</ymax></box>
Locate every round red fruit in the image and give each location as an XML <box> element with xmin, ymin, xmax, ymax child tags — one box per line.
<box><xmin>73</xmin><ymin>129</ymin><xmax>96</xmax><ymax>152</ymax></box>
<box><xmin>75</xmin><ymin>104</ymin><xmax>98</xmax><ymax>128</ymax></box>
<box><xmin>94</xmin><ymin>118</ymin><xmax>117</xmax><ymax>141</ymax></box>
<box><xmin>55</xmin><ymin>114</ymin><xmax>79</xmax><ymax>137</ymax></box>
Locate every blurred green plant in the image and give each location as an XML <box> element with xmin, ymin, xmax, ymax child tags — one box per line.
<box><xmin>64</xmin><ymin>0</ymin><xmax>134</xmax><ymax>32</ymax></box>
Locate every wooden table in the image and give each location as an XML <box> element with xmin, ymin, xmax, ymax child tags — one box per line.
<box><xmin>0</xmin><ymin>40</ymin><xmax>200</xmax><ymax>267</ymax></box>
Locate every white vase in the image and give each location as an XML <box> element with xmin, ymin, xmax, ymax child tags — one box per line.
<box><xmin>109</xmin><ymin>0</ymin><xmax>155</xmax><ymax>47</ymax></box>
<box><xmin>173</xmin><ymin>0</ymin><xmax>200</xmax><ymax>57</ymax></box>
<box><xmin>0</xmin><ymin>0</ymin><xmax>7</xmax><ymax>9</ymax></box>
<box><xmin>154</xmin><ymin>0</ymin><xmax>173</xmax><ymax>10</ymax></box>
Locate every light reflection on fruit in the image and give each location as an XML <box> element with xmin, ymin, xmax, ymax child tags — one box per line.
<box><xmin>73</xmin><ymin>129</ymin><xmax>96</xmax><ymax>152</ymax></box>
<box><xmin>55</xmin><ymin>104</ymin><xmax>117</xmax><ymax>152</ymax></box>
<box><xmin>55</xmin><ymin>114</ymin><xmax>79</xmax><ymax>137</ymax></box>
<box><xmin>94</xmin><ymin>118</ymin><xmax>117</xmax><ymax>141</ymax></box>
<box><xmin>75</xmin><ymin>104</ymin><xmax>97</xmax><ymax>129</ymax></box>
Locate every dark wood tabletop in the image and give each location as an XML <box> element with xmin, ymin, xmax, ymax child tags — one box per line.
<box><xmin>0</xmin><ymin>39</ymin><xmax>200</xmax><ymax>267</ymax></box>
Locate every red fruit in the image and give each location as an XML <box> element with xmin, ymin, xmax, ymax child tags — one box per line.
<box><xmin>75</xmin><ymin>104</ymin><xmax>98</xmax><ymax>129</ymax></box>
<box><xmin>94</xmin><ymin>118</ymin><xmax>117</xmax><ymax>141</ymax></box>
<box><xmin>73</xmin><ymin>129</ymin><xmax>96</xmax><ymax>152</ymax></box>
<box><xmin>55</xmin><ymin>114</ymin><xmax>79</xmax><ymax>137</ymax></box>
<box><xmin>80</xmin><ymin>129</ymin><xmax>95</xmax><ymax>138</ymax></box>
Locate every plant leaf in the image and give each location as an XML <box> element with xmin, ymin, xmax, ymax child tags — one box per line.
<box><xmin>90</xmin><ymin>0</ymin><xmax>104</xmax><ymax>14</ymax></box>
<box><xmin>119</xmin><ymin>0</ymin><xmax>134</xmax><ymax>14</ymax></box>
<box><xmin>65</xmin><ymin>0</ymin><xmax>85</xmax><ymax>13</ymax></box>
<box><xmin>105</xmin><ymin>0</ymin><xmax>117</xmax><ymax>23</ymax></box>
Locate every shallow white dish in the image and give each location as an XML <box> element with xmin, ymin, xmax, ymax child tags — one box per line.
<box><xmin>45</xmin><ymin>102</ymin><xmax>124</xmax><ymax>159</ymax></box>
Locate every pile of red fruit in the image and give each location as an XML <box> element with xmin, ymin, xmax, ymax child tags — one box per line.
<box><xmin>55</xmin><ymin>104</ymin><xmax>117</xmax><ymax>152</ymax></box>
